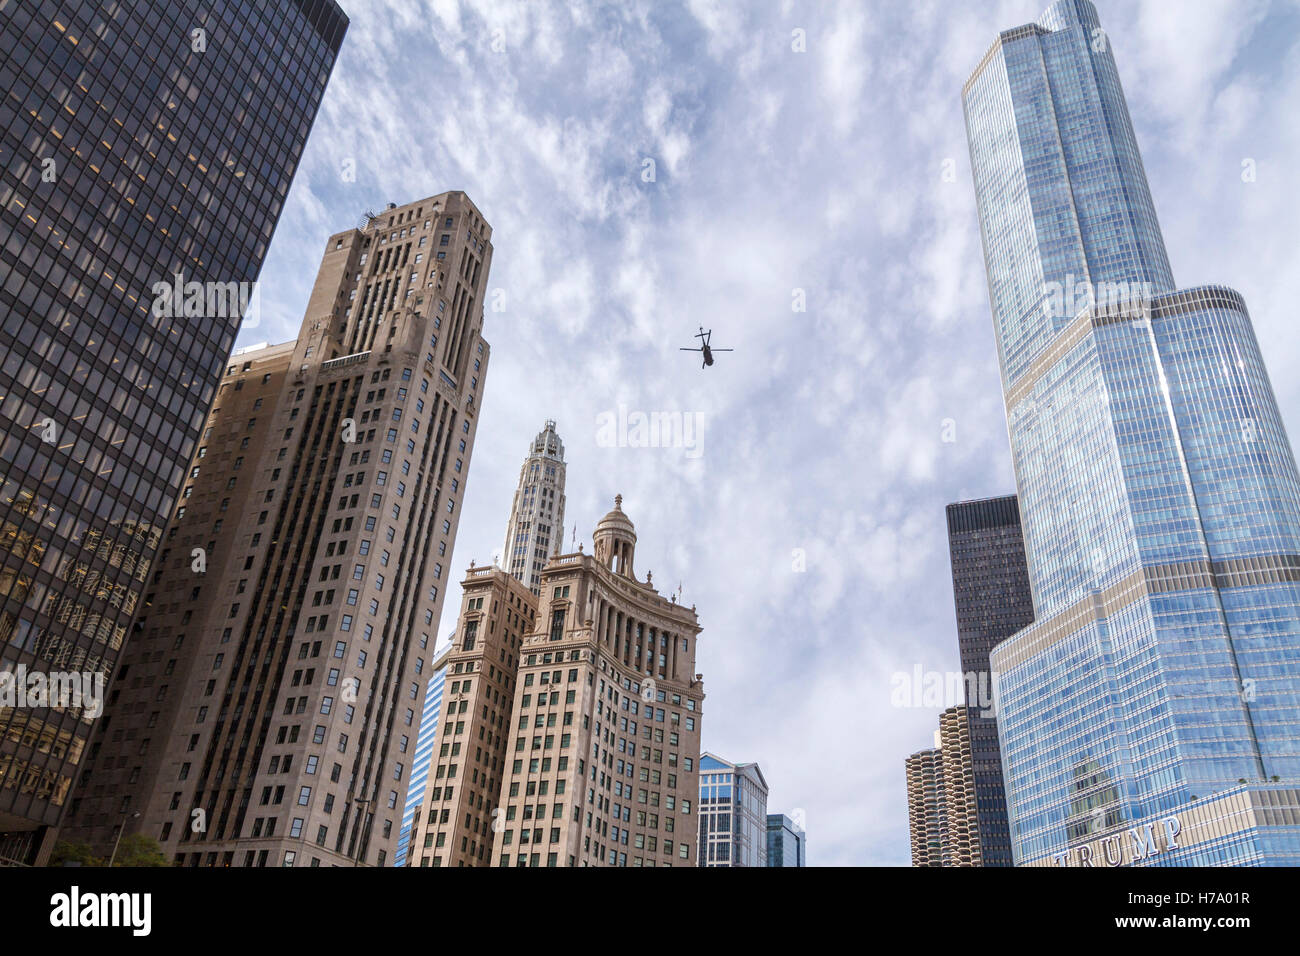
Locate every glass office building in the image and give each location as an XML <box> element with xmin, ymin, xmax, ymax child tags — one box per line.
<box><xmin>0</xmin><ymin>0</ymin><xmax>346</xmax><ymax>864</ymax></box>
<box><xmin>396</xmin><ymin>662</ymin><xmax>447</xmax><ymax>867</ymax></box>
<box><xmin>945</xmin><ymin>496</ymin><xmax>1034</xmax><ymax>866</ymax></box>
<box><xmin>964</xmin><ymin>0</ymin><xmax>1300</xmax><ymax>865</ymax></box>
<box><xmin>765</xmin><ymin>813</ymin><xmax>806</xmax><ymax>867</ymax></box>
<box><xmin>698</xmin><ymin>753</ymin><xmax>768</xmax><ymax>867</ymax></box>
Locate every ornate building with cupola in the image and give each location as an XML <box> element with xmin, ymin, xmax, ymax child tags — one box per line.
<box><xmin>491</xmin><ymin>495</ymin><xmax>706</xmax><ymax>867</ymax></box>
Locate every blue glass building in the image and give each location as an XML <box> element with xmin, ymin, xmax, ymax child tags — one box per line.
<box><xmin>964</xmin><ymin>0</ymin><xmax>1300</xmax><ymax>866</ymax></box>
<box><xmin>394</xmin><ymin>659</ymin><xmax>447</xmax><ymax>867</ymax></box>
<box><xmin>766</xmin><ymin>813</ymin><xmax>807</xmax><ymax>867</ymax></box>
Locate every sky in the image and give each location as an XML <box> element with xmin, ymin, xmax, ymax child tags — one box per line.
<box><xmin>236</xmin><ymin>0</ymin><xmax>1300</xmax><ymax>865</ymax></box>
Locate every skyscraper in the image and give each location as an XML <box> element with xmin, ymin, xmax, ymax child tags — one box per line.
<box><xmin>501</xmin><ymin>420</ymin><xmax>566</xmax><ymax>595</ymax></box>
<box><xmin>904</xmin><ymin>708</ymin><xmax>983</xmax><ymax>867</ymax></box>
<box><xmin>965</xmin><ymin>0</ymin><xmax>1300</xmax><ymax>865</ymax></box>
<box><xmin>60</xmin><ymin>191</ymin><xmax>495</xmax><ymax>866</ymax></box>
<box><xmin>395</xmin><ymin>646</ymin><xmax>449</xmax><ymax>867</ymax></box>
<box><xmin>409</xmin><ymin>566</ymin><xmax>534</xmax><ymax>867</ymax></box>
<box><xmin>0</xmin><ymin>0</ymin><xmax>346</xmax><ymax>864</ymax></box>
<box><xmin>765</xmin><ymin>812</ymin><xmax>807</xmax><ymax>867</ymax></box>
<box><xmin>936</xmin><ymin>706</ymin><xmax>982</xmax><ymax>866</ymax></box>
<box><xmin>491</xmin><ymin>497</ymin><xmax>706</xmax><ymax>867</ymax></box>
<box><xmin>698</xmin><ymin>753</ymin><xmax>768</xmax><ymax>867</ymax></box>
<box><xmin>944</xmin><ymin>496</ymin><xmax>1033</xmax><ymax>866</ymax></box>
<box><xmin>905</xmin><ymin>735</ymin><xmax>945</xmax><ymax>867</ymax></box>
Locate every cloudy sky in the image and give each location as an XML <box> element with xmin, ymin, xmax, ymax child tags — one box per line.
<box><xmin>236</xmin><ymin>0</ymin><xmax>1300</xmax><ymax>865</ymax></box>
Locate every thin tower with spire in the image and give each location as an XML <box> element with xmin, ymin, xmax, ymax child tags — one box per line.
<box><xmin>501</xmin><ymin>420</ymin><xmax>567</xmax><ymax>594</ymax></box>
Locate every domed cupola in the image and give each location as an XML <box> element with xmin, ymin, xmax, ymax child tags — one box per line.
<box><xmin>593</xmin><ymin>494</ymin><xmax>637</xmax><ymax>578</ymax></box>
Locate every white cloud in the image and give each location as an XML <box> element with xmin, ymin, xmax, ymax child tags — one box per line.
<box><xmin>240</xmin><ymin>0</ymin><xmax>1300</xmax><ymax>866</ymax></box>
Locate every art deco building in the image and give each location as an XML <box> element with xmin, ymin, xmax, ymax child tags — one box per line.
<box><xmin>395</xmin><ymin>645</ymin><xmax>449</xmax><ymax>867</ymax></box>
<box><xmin>500</xmin><ymin>420</ymin><xmax>566</xmax><ymax>595</ymax></box>
<box><xmin>966</xmin><ymin>0</ymin><xmax>1300</xmax><ymax>865</ymax></box>
<box><xmin>765</xmin><ymin>812</ymin><xmax>807</xmax><ymax>867</ymax></box>
<box><xmin>61</xmin><ymin>191</ymin><xmax>495</xmax><ymax>866</ymax></box>
<box><xmin>491</xmin><ymin>496</ymin><xmax>705</xmax><ymax>866</ymax></box>
<box><xmin>0</xmin><ymin>0</ymin><xmax>346</xmax><ymax>865</ymax></box>
<box><xmin>409</xmin><ymin>566</ymin><xmax>534</xmax><ymax>867</ymax></box>
<box><xmin>944</xmin><ymin>496</ymin><xmax>1033</xmax><ymax>866</ymax></box>
<box><xmin>698</xmin><ymin>752</ymin><xmax>768</xmax><ymax>867</ymax></box>
<box><xmin>905</xmin><ymin>736</ymin><xmax>945</xmax><ymax>867</ymax></box>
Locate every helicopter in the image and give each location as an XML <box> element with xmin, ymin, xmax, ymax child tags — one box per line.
<box><xmin>679</xmin><ymin>327</ymin><xmax>734</xmax><ymax>368</ymax></box>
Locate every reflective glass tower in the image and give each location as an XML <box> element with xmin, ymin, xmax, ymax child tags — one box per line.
<box><xmin>0</xmin><ymin>0</ymin><xmax>346</xmax><ymax>864</ymax></box>
<box><xmin>965</xmin><ymin>0</ymin><xmax>1300</xmax><ymax>865</ymax></box>
<box><xmin>765</xmin><ymin>813</ymin><xmax>807</xmax><ymax>867</ymax></box>
<box><xmin>396</xmin><ymin>653</ymin><xmax>447</xmax><ymax>867</ymax></box>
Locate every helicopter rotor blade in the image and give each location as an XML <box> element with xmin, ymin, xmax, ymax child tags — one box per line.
<box><xmin>679</xmin><ymin>347</ymin><xmax>703</xmax><ymax>352</ymax></box>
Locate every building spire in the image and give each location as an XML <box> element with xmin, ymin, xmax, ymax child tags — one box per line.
<box><xmin>500</xmin><ymin>420</ymin><xmax>567</xmax><ymax>595</ymax></box>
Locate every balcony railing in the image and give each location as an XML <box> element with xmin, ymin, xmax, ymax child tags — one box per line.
<box><xmin>321</xmin><ymin>350</ymin><xmax>371</xmax><ymax>371</ymax></box>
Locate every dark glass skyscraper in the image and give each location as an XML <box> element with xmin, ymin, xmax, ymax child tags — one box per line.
<box><xmin>0</xmin><ymin>0</ymin><xmax>346</xmax><ymax>864</ymax></box>
<box><xmin>965</xmin><ymin>0</ymin><xmax>1300</xmax><ymax>865</ymax></box>
<box><xmin>945</xmin><ymin>496</ymin><xmax>1034</xmax><ymax>866</ymax></box>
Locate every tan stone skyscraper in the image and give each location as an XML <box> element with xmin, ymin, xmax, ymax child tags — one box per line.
<box><xmin>62</xmin><ymin>192</ymin><xmax>494</xmax><ymax>866</ymax></box>
<box><xmin>409</xmin><ymin>565</ymin><xmax>535</xmax><ymax>866</ymax></box>
<box><xmin>492</xmin><ymin>497</ymin><xmax>705</xmax><ymax>867</ymax></box>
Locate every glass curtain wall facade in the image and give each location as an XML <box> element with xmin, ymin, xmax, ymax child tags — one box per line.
<box><xmin>964</xmin><ymin>0</ymin><xmax>1300</xmax><ymax>866</ymax></box>
<box><xmin>765</xmin><ymin>813</ymin><xmax>806</xmax><ymax>867</ymax></box>
<box><xmin>0</xmin><ymin>0</ymin><xmax>345</xmax><ymax>863</ymax></box>
<box><xmin>396</xmin><ymin>660</ymin><xmax>446</xmax><ymax>867</ymax></box>
<box><xmin>945</xmin><ymin>496</ymin><xmax>1034</xmax><ymax>866</ymax></box>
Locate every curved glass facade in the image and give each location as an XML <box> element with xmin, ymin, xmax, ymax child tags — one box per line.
<box><xmin>395</xmin><ymin>665</ymin><xmax>446</xmax><ymax>867</ymax></box>
<box><xmin>965</xmin><ymin>0</ymin><xmax>1300</xmax><ymax>865</ymax></box>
